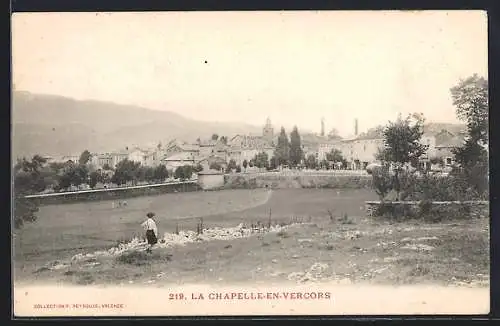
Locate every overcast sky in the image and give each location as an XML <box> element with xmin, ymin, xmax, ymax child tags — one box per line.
<box><xmin>12</xmin><ymin>11</ymin><xmax>487</xmax><ymax>137</ymax></box>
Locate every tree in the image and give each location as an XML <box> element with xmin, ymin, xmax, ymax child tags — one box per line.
<box><xmin>70</xmin><ymin>164</ymin><xmax>90</xmax><ymax>187</ymax></box>
<box><xmin>253</xmin><ymin>152</ymin><xmax>269</xmax><ymax>169</ymax></box>
<box><xmin>327</xmin><ymin>128</ymin><xmax>341</xmax><ymax>140</ymax></box>
<box><xmin>13</xmin><ymin>155</ymin><xmax>50</xmax><ymax>229</ymax></box>
<box><xmin>182</xmin><ymin>165</ymin><xmax>193</xmax><ymax>180</ymax></box>
<box><xmin>143</xmin><ymin>166</ymin><xmax>156</xmax><ymax>182</ymax></box>
<box><xmin>79</xmin><ymin>150</ymin><xmax>92</xmax><ymax>165</ymax></box>
<box><xmin>112</xmin><ymin>159</ymin><xmax>141</xmax><ymax>185</ymax></box>
<box><xmin>174</xmin><ymin>165</ymin><xmax>193</xmax><ymax>181</ymax></box>
<box><xmin>209</xmin><ymin>162</ymin><xmax>223</xmax><ymax>171</ymax></box>
<box><xmin>326</xmin><ymin>149</ymin><xmax>344</xmax><ymax>163</ymax></box>
<box><xmin>305</xmin><ymin>154</ymin><xmax>318</xmax><ymax>169</ymax></box>
<box><xmin>220</xmin><ymin>136</ymin><xmax>228</xmax><ymax>145</ymax></box>
<box><xmin>242</xmin><ymin>159</ymin><xmax>248</xmax><ymax>170</ymax></box>
<box><xmin>376</xmin><ymin>113</ymin><xmax>428</xmax><ymax>200</ymax></box>
<box><xmin>88</xmin><ymin>171</ymin><xmax>99</xmax><ymax>189</ymax></box>
<box><xmin>102</xmin><ymin>163</ymin><xmax>112</xmax><ymax>171</ymax></box>
<box><xmin>289</xmin><ymin>126</ymin><xmax>304</xmax><ymax>167</ymax></box>
<box><xmin>269</xmin><ymin>156</ymin><xmax>278</xmax><ymax>170</ymax></box>
<box><xmin>450</xmin><ymin>74</ymin><xmax>488</xmax><ymax>169</ymax></box>
<box><xmin>274</xmin><ymin>127</ymin><xmax>290</xmax><ymax>167</ymax></box>
<box><xmin>226</xmin><ymin>159</ymin><xmax>237</xmax><ymax>173</ymax></box>
<box><xmin>235</xmin><ymin>165</ymin><xmax>242</xmax><ymax>173</ymax></box>
<box><xmin>211</xmin><ymin>134</ymin><xmax>219</xmax><ymax>141</ymax></box>
<box><xmin>450</xmin><ymin>74</ymin><xmax>489</xmax><ymax>196</ymax></box>
<box><xmin>450</xmin><ymin>74</ymin><xmax>488</xmax><ymax>145</ymax></box>
<box><xmin>154</xmin><ymin>164</ymin><xmax>169</xmax><ymax>182</ymax></box>
<box><xmin>372</xmin><ymin>164</ymin><xmax>393</xmax><ymax>202</ymax></box>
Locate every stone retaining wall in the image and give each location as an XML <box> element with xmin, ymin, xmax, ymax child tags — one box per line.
<box><xmin>27</xmin><ymin>182</ymin><xmax>201</xmax><ymax>206</ymax></box>
<box><xmin>224</xmin><ymin>174</ymin><xmax>373</xmax><ymax>190</ymax></box>
<box><xmin>365</xmin><ymin>200</ymin><xmax>489</xmax><ymax>220</ymax></box>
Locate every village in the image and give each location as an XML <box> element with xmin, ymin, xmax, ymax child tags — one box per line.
<box><xmin>35</xmin><ymin>116</ymin><xmax>467</xmax><ymax>192</ymax></box>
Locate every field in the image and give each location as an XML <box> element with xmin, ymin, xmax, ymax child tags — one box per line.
<box><xmin>13</xmin><ymin>188</ymin><xmax>489</xmax><ymax>291</ymax></box>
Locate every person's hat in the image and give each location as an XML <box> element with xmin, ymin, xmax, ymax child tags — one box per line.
<box><xmin>146</xmin><ymin>212</ymin><xmax>156</xmax><ymax>218</ymax></box>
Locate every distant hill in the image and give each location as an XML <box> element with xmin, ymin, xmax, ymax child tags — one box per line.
<box><xmin>11</xmin><ymin>91</ymin><xmax>262</xmax><ymax>159</ymax></box>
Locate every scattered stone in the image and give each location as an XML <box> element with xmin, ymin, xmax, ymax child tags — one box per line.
<box><xmin>68</xmin><ymin>223</ymin><xmax>302</xmax><ymax>263</ymax></box>
<box><xmin>287</xmin><ymin>272</ymin><xmax>306</xmax><ymax>281</ymax></box>
<box><xmin>82</xmin><ymin>262</ymin><xmax>101</xmax><ymax>267</ymax></box>
<box><xmin>401</xmin><ymin>244</ymin><xmax>435</xmax><ymax>252</ymax></box>
<box><xmin>416</xmin><ymin>236</ymin><xmax>439</xmax><ymax>241</ymax></box>
<box><xmin>271</xmin><ymin>259</ymin><xmax>278</xmax><ymax>264</ymax></box>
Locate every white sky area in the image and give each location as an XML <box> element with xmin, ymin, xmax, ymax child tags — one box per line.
<box><xmin>12</xmin><ymin>11</ymin><xmax>487</xmax><ymax>137</ymax></box>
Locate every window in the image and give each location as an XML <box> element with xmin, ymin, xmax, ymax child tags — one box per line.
<box><xmin>446</xmin><ymin>157</ymin><xmax>452</xmax><ymax>165</ymax></box>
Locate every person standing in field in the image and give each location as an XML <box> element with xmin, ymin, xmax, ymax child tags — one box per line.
<box><xmin>141</xmin><ymin>212</ymin><xmax>158</xmax><ymax>253</ymax></box>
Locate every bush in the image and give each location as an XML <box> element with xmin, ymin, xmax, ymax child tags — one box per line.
<box><xmin>371</xmin><ymin>165</ymin><xmax>393</xmax><ymax>201</ymax></box>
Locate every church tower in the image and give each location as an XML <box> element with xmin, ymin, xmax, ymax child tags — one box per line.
<box><xmin>263</xmin><ymin>117</ymin><xmax>274</xmax><ymax>142</ymax></box>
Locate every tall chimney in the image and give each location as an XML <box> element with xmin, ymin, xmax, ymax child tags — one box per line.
<box><xmin>354</xmin><ymin>119</ymin><xmax>358</xmax><ymax>136</ymax></box>
<box><xmin>321</xmin><ymin>118</ymin><xmax>325</xmax><ymax>137</ymax></box>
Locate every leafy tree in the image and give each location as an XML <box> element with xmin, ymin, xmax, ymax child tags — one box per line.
<box><xmin>289</xmin><ymin>126</ymin><xmax>304</xmax><ymax>167</ymax></box>
<box><xmin>182</xmin><ymin>165</ymin><xmax>193</xmax><ymax>180</ymax></box>
<box><xmin>450</xmin><ymin>74</ymin><xmax>488</xmax><ymax>145</ymax></box>
<box><xmin>269</xmin><ymin>156</ymin><xmax>278</xmax><ymax>170</ymax></box>
<box><xmin>305</xmin><ymin>154</ymin><xmax>318</xmax><ymax>169</ymax></box>
<box><xmin>210</xmin><ymin>162</ymin><xmax>223</xmax><ymax>171</ymax></box>
<box><xmin>320</xmin><ymin>159</ymin><xmax>330</xmax><ymax>170</ymax></box>
<box><xmin>274</xmin><ymin>127</ymin><xmax>290</xmax><ymax>166</ymax></box>
<box><xmin>79</xmin><ymin>150</ymin><xmax>92</xmax><ymax>165</ymax></box>
<box><xmin>327</xmin><ymin>128</ymin><xmax>342</xmax><ymax>140</ymax></box>
<box><xmin>242</xmin><ymin>159</ymin><xmax>248</xmax><ymax>170</ymax></box>
<box><xmin>326</xmin><ymin>149</ymin><xmax>344</xmax><ymax>163</ymax></box>
<box><xmin>153</xmin><ymin>165</ymin><xmax>168</xmax><ymax>182</ymax></box>
<box><xmin>226</xmin><ymin>159</ymin><xmax>237</xmax><ymax>173</ymax></box>
<box><xmin>235</xmin><ymin>165</ymin><xmax>242</xmax><ymax>173</ymax></box>
<box><xmin>376</xmin><ymin>113</ymin><xmax>428</xmax><ymax>200</ymax></box>
<box><xmin>88</xmin><ymin>171</ymin><xmax>99</xmax><ymax>189</ymax></box>
<box><xmin>102</xmin><ymin>163</ymin><xmax>112</xmax><ymax>171</ymax></box>
<box><xmin>450</xmin><ymin>74</ymin><xmax>489</xmax><ymax>195</ymax></box>
<box><xmin>174</xmin><ymin>165</ymin><xmax>193</xmax><ymax>180</ymax></box>
<box><xmin>112</xmin><ymin>159</ymin><xmax>141</xmax><ymax>185</ymax></box>
<box><xmin>371</xmin><ymin>164</ymin><xmax>393</xmax><ymax>202</ymax></box>
<box><xmin>211</xmin><ymin>134</ymin><xmax>219</xmax><ymax>141</ymax></box>
<box><xmin>220</xmin><ymin>136</ymin><xmax>228</xmax><ymax>145</ymax></box>
<box><xmin>70</xmin><ymin>164</ymin><xmax>90</xmax><ymax>187</ymax></box>
<box><xmin>13</xmin><ymin>155</ymin><xmax>50</xmax><ymax>229</ymax></box>
<box><xmin>143</xmin><ymin>166</ymin><xmax>155</xmax><ymax>182</ymax></box>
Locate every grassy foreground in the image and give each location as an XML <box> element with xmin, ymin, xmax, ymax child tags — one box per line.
<box><xmin>21</xmin><ymin>214</ymin><xmax>489</xmax><ymax>288</ymax></box>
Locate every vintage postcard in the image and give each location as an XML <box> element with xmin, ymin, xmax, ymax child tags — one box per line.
<box><xmin>11</xmin><ymin>10</ymin><xmax>489</xmax><ymax>317</ymax></box>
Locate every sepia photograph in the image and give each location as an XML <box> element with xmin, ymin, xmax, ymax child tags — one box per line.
<box><xmin>11</xmin><ymin>10</ymin><xmax>489</xmax><ymax>316</ymax></box>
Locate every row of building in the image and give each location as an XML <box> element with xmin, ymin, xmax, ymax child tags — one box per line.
<box><xmin>48</xmin><ymin>118</ymin><xmax>467</xmax><ymax>172</ymax></box>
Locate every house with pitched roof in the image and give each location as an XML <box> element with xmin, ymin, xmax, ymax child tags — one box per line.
<box><xmin>227</xmin><ymin>134</ymin><xmax>274</xmax><ymax>166</ymax></box>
